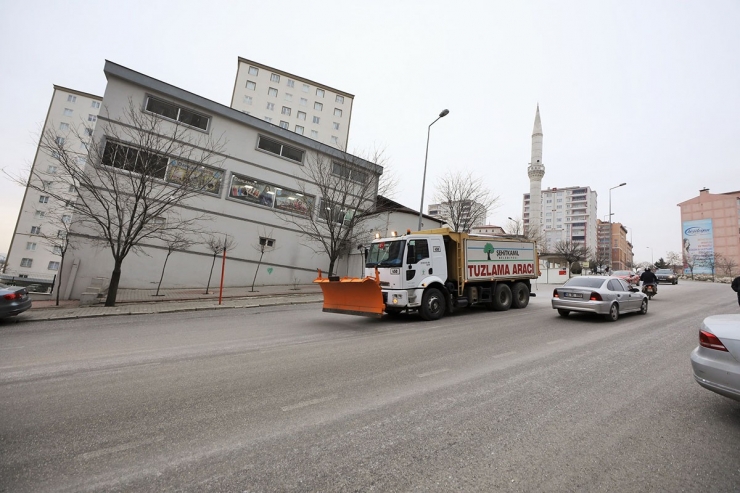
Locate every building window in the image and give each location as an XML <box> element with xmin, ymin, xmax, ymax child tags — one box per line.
<box><xmin>26</xmin><ymin>242</ymin><xmax>37</xmax><ymax>251</ymax></box>
<box><xmin>62</xmin><ymin>214</ymin><xmax>71</xmax><ymax>224</ymax></box>
<box><xmin>284</xmin><ymin>93</ymin><xmax>293</xmax><ymax>102</ymax></box>
<box><xmin>300</xmin><ymin>98</ymin><xmax>307</xmax><ymax>107</ymax></box>
<box><xmin>336</xmin><ymin>95</ymin><xmax>344</xmax><ymax>104</ymax></box>
<box><xmin>264</xmin><ymin>116</ymin><xmax>273</xmax><ymax>123</ymax></box>
<box><xmin>91</xmin><ymin>101</ymin><xmax>101</xmax><ymax>109</ymax></box>
<box><xmin>244</xmin><ymin>95</ymin><xmax>253</xmax><ymax>105</ymax></box>
<box><xmin>229</xmin><ymin>173</ymin><xmax>314</xmax><ymax>216</ymax></box>
<box><xmin>334</xmin><ymin>108</ymin><xmax>343</xmax><ymax>117</ymax></box>
<box><xmin>47</xmin><ymin>165</ymin><xmax>57</xmax><ymax>173</ymax></box>
<box><xmin>259</xmin><ymin>237</ymin><xmax>276</xmax><ymax>248</ymax></box>
<box><xmin>266</xmin><ymin>102</ymin><xmax>275</xmax><ymax>111</ymax></box>
<box><xmin>297</xmin><ymin>111</ymin><xmax>306</xmax><ymax>121</ymax></box>
<box><xmin>145</xmin><ymin>96</ymin><xmax>210</xmax><ymax>131</ymax></box>
<box><xmin>320</xmin><ymin>198</ymin><xmax>355</xmax><ymax>225</ymax></box>
<box><xmin>295</xmin><ymin>125</ymin><xmax>304</xmax><ymax>135</ymax></box>
<box><xmin>270</xmin><ymin>73</ymin><xmax>280</xmax><ymax>83</ymax></box>
<box><xmin>57</xmin><ymin>230</ymin><xmax>66</xmax><ymax>238</ymax></box>
<box><xmin>88</xmin><ymin>114</ymin><xmax>97</xmax><ymax>122</ymax></box>
<box><xmin>246</xmin><ymin>81</ymin><xmax>256</xmax><ymax>90</ymax></box>
<box><xmin>332</xmin><ymin>122</ymin><xmax>340</xmax><ymax>130</ymax></box>
<box><xmin>68</xmin><ymin>184</ymin><xmax>75</xmax><ymax>193</ymax></box>
<box><xmin>84</xmin><ymin>127</ymin><xmax>94</xmax><ymax>136</ymax></box>
<box><xmin>248</xmin><ymin>66</ymin><xmax>259</xmax><ymax>76</ymax></box>
<box><xmin>316</xmin><ymin>88</ymin><xmax>325</xmax><ymax>98</ymax></box>
<box><xmin>314</xmin><ymin>102</ymin><xmax>323</xmax><ymax>111</ymax></box>
<box><xmin>67</xmin><ymin>95</ymin><xmax>76</xmax><ymax>103</ymax></box>
<box><xmin>63</xmin><ymin>108</ymin><xmax>73</xmax><ymax>116</ymax></box>
<box><xmin>31</xmin><ymin>226</ymin><xmax>41</xmax><ymax>234</ymax></box>
<box><xmin>281</xmin><ymin>106</ymin><xmax>291</xmax><ymax>116</ymax></box>
<box><xmin>53</xmin><ymin>246</ymin><xmax>62</xmax><ymax>255</ymax></box>
<box><xmin>268</xmin><ymin>87</ymin><xmax>278</xmax><ymax>97</ymax></box>
<box><xmin>42</xmin><ymin>180</ymin><xmax>53</xmax><ymax>189</ymax></box>
<box><xmin>48</xmin><ymin>261</ymin><xmax>60</xmax><ymax>271</ymax></box>
<box><xmin>20</xmin><ymin>258</ymin><xmax>33</xmax><ymax>268</ymax></box>
<box><xmin>279</xmin><ymin>121</ymin><xmax>289</xmax><ymax>129</ymax></box>
<box><xmin>34</xmin><ymin>211</ymin><xmax>46</xmax><ymax>219</ymax></box>
<box><xmin>39</xmin><ymin>195</ymin><xmax>49</xmax><ymax>203</ymax></box>
<box><xmin>59</xmin><ymin>122</ymin><xmax>69</xmax><ymax>131</ymax></box>
<box><xmin>332</xmin><ymin>161</ymin><xmax>367</xmax><ymax>183</ymax></box>
<box><xmin>256</xmin><ymin>135</ymin><xmax>305</xmax><ymax>163</ymax></box>
<box><xmin>310</xmin><ymin>130</ymin><xmax>318</xmax><ymax>138</ymax></box>
<box><xmin>286</xmin><ymin>79</ymin><xmax>295</xmax><ymax>88</ymax></box>
<box><xmin>56</xmin><ymin>137</ymin><xmax>65</xmax><ymax>145</ymax></box>
<box><xmin>331</xmin><ymin>136</ymin><xmax>339</xmax><ymax>145</ymax></box>
<box><xmin>313</xmin><ymin>116</ymin><xmax>320</xmax><ymax>124</ymax></box>
<box><xmin>302</xmin><ymin>84</ymin><xmax>309</xmax><ymax>93</ymax></box>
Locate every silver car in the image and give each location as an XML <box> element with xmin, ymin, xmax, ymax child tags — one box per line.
<box><xmin>552</xmin><ymin>276</ymin><xmax>648</xmax><ymax>322</ymax></box>
<box><xmin>690</xmin><ymin>314</ymin><xmax>740</xmax><ymax>402</ymax></box>
<box><xmin>0</xmin><ymin>284</ymin><xmax>32</xmax><ymax>319</ymax></box>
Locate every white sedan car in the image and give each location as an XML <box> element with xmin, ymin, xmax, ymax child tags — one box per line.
<box><xmin>690</xmin><ymin>314</ymin><xmax>740</xmax><ymax>402</ymax></box>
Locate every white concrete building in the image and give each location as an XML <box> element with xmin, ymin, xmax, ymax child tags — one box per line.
<box><xmin>230</xmin><ymin>57</ymin><xmax>354</xmax><ymax>149</ymax></box>
<box><xmin>471</xmin><ymin>225</ymin><xmax>506</xmax><ymax>235</ymax></box>
<box><xmin>3</xmin><ymin>86</ymin><xmax>102</xmax><ymax>287</ymax></box>
<box><xmin>523</xmin><ymin>186</ymin><xmax>598</xmax><ymax>253</ymax></box>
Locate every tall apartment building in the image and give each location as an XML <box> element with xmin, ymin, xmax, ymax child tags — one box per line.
<box><xmin>523</xmin><ymin>186</ymin><xmax>598</xmax><ymax>253</ymax></box>
<box><xmin>230</xmin><ymin>57</ymin><xmax>354</xmax><ymax>149</ymax></box>
<box><xmin>597</xmin><ymin>219</ymin><xmax>634</xmax><ymax>270</ymax></box>
<box><xmin>677</xmin><ymin>188</ymin><xmax>740</xmax><ymax>275</ymax></box>
<box><xmin>426</xmin><ymin>200</ymin><xmax>487</xmax><ymax>232</ymax></box>
<box><xmin>3</xmin><ymin>86</ymin><xmax>102</xmax><ymax>284</ymax></box>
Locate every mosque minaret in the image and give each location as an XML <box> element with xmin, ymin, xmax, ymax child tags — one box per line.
<box><xmin>527</xmin><ymin>105</ymin><xmax>545</xmax><ymax>238</ymax></box>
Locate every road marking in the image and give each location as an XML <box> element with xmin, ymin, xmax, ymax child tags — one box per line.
<box><xmin>417</xmin><ymin>368</ymin><xmax>450</xmax><ymax>378</ymax></box>
<box><xmin>281</xmin><ymin>394</ymin><xmax>337</xmax><ymax>412</ymax></box>
<box><xmin>78</xmin><ymin>437</ymin><xmax>163</xmax><ymax>460</ymax></box>
<box><xmin>546</xmin><ymin>339</ymin><xmax>567</xmax><ymax>345</ymax></box>
<box><xmin>0</xmin><ymin>346</ymin><xmax>25</xmax><ymax>350</ymax></box>
<box><xmin>492</xmin><ymin>351</ymin><xmax>517</xmax><ymax>359</ymax></box>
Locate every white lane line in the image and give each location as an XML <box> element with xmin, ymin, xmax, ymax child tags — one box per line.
<box><xmin>281</xmin><ymin>394</ymin><xmax>338</xmax><ymax>412</ymax></box>
<box><xmin>546</xmin><ymin>339</ymin><xmax>567</xmax><ymax>345</ymax></box>
<box><xmin>0</xmin><ymin>346</ymin><xmax>25</xmax><ymax>350</ymax></box>
<box><xmin>79</xmin><ymin>437</ymin><xmax>163</xmax><ymax>460</ymax></box>
<box><xmin>417</xmin><ymin>368</ymin><xmax>450</xmax><ymax>378</ymax></box>
<box><xmin>492</xmin><ymin>351</ymin><xmax>517</xmax><ymax>359</ymax></box>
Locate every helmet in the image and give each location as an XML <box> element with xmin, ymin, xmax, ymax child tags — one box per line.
<box><xmin>645</xmin><ymin>268</ymin><xmax>651</xmax><ymax>272</ymax></box>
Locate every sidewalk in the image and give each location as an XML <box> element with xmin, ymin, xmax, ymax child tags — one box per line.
<box><xmin>7</xmin><ymin>284</ymin><xmax>325</xmax><ymax>323</ymax></box>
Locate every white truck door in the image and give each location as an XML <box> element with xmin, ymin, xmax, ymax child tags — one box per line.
<box><xmin>403</xmin><ymin>238</ymin><xmax>431</xmax><ymax>289</ymax></box>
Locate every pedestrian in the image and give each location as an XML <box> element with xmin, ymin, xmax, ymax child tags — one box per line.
<box><xmin>732</xmin><ymin>275</ymin><xmax>740</xmax><ymax>307</ymax></box>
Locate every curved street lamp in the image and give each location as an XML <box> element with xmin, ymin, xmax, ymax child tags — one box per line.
<box><xmin>608</xmin><ymin>182</ymin><xmax>627</xmax><ymax>270</ymax></box>
<box><xmin>418</xmin><ymin>109</ymin><xmax>450</xmax><ymax>231</ymax></box>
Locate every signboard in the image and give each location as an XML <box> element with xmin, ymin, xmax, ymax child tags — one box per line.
<box><xmin>682</xmin><ymin>219</ymin><xmax>714</xmax><ymax>275</ymax></box>
<box><xmin>465</xmin><ymin>240</ymin><xmax>536</xmax><ymax>280</ymax></box>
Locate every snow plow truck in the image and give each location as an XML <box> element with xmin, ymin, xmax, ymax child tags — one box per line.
<box><xmin>314</xmin><ymin>228</ymin><xmax>539</xmax><ymax>320</ymax></box>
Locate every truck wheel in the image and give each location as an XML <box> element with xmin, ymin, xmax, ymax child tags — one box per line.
<box><xmin>490</xmin><ymin>284</ymin><xmax>512</xmax><ymax>311</ymax></box>
<box><xmin>420</xmin><ymin>288</ymin><xmax>446</xmax><ymax>321</ymax></box>
<box><xmin>511</xmin><ymin>282</ymin><xmax>529</xmax><ymax>309</ymax></box>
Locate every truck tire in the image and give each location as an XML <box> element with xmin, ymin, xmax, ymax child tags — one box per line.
<box><xmin>490</xmin><ymin>284</ymin><xmax>512</xmax><ymax>311</ymax></box>
<box><xmin>511</xmin><ymin>282</ymin><xmax>529</xmax><ymax>309</ymax></box>
<box><xmin>420</xmin><ymin>288</ymin><xmax>446</xmax><ymax>321</ymax></box>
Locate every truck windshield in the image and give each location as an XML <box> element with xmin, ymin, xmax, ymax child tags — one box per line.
<box><xmin>366</xmin><ymin>240</ymin><xmax>406</xmax><ymax>268</ymax></box>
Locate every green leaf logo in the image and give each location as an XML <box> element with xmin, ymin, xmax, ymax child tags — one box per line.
<box><xmin>267</xmin><ymin>267</ymin><xmax>273</xmax><ymax>275</ymax></box>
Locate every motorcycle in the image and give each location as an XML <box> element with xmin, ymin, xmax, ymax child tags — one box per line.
<box><xmin>642</xmin><ymin>282</ymin><xmax>657</xmax><ymax>300</ymax></box>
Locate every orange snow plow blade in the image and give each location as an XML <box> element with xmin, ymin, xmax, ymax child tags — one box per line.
<box><xmin>314</xmin><ymin>268</ymin><xmax>385</xmax><ymax>318</ymax></box>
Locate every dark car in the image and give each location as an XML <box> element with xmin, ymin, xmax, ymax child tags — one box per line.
<box><xmin>0</xmin><ymin>284</ymin><xmax>32</xmax><ymax>319</ymax></box>
<box><xmin>655</xmin><ymin>269</ymin><xmax>678</xmax><ymax>285</ymax></box>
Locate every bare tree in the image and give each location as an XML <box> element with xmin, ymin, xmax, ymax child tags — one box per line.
<box><xmin>696</xmin><ymin>252</ymin><xmax>720</xmax><ymax>281</ymax></box>
<box><xmin>38</xmin><ymin>209</ymin><xmax>75</xmax><ymax>306</ymax></box>
<box><xmin>505</xmin><ymin>216</ymin><xmax>547</xmax><ymax>251</ymax></box>
<box><xmin>433</xmin><ymin>171</ymin><xmax>499</xmax><ymax>233</ymax></box>
<box><xmin>553</xmin><ymin>240</ymin><xmax>591</xmax><ymax>278</ymax></box>
<box><xmin>203</xmin><ymin>234</ymin><xmax>236</xmax><ymax>294</ymax></box>
<box><xmin>666</xmin><ymin>251</ymin><xmax>682</xmax><ymax>275</ymax></box>
<box><xmin>154</xmin><ymin>232</ymin><xmax>196</xmax><ymax>297</ymax></box>
<box><xmin>276</xmin><ymin>147</ymin><xmax>388</xmax><ymax>276</ymax></box>
<box><xmin>590</xmin><ymin>246</ymin><xmax>611</xmax><ymax>274</ymax></box>
<box><xmin>8</xmin><ymin>100</ymin><xmax>226</xmax><ymax>306</ymax></box>
<box><xmin>717</xmin><ymin>255</ymin><xmax>737</xmax><ymax>277</ymax></box>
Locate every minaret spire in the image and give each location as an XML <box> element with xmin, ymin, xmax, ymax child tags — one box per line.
<box><xmin>527</xmin><ymin>105</ymin><xmax>545</xmax><ymax>239</ymax></box>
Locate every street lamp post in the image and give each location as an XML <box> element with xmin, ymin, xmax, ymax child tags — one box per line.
<box><xmin>418</xmin><ymin>109</ymin><xmax>450</xmax><ymax>231</ymax></box>
<box><xmin>646</xmin><ymin>246</ymin><xmax>653</xmax><ymax>266</ymax></box>
<box><xmin>608</xmin><ymin>182</ymin><xmax>627</xmax><ymax>271</ymax></box>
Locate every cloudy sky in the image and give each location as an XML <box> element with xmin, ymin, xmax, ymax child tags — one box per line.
<box><xmin>1</xmin><ymin>0</ymin><xmax>738</xmax><ymax>264</ymax></box>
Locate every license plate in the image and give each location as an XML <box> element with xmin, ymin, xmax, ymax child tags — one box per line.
<box><xmin>563</xmin><ymin>292</ymin><xmax>582</xmax><ymax>298</ymax></box>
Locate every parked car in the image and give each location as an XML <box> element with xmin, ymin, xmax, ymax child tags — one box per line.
<box><xmin>612</xmin><ymin>270</ymin><xmax>640</xmax><ymax>286</ymax></box>
<box><xmin>552</xmin><ymin>276</ymin><xmax>648</xmax><ymax>322</ymax></box>
<box><xmin>690</xmin><ymin>314</ymin><xmax>740</xmax><ymax>402</ymax></box>
<box><xmin>0</xmin><ymin>284</ymin><xmax>32</xmax><ymax>319</ymax></box>
<box><xmin>655</xmin><ymin>269</ymin><xmax>678</xmax><ymax>285</ymax></box>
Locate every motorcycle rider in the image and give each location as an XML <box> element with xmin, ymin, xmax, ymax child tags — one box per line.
<box><xmin>640</xmin><ymin>267</ymin><xmax>659</xmax><ymax>293</ymax></box>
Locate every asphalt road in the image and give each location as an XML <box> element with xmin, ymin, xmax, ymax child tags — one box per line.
<box><xmin>1</xmin><ymin>281</ymin><xmax>739</xmax><ymax>492</ymax></box>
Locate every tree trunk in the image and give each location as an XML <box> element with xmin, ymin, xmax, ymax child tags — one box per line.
<box><xmin>55</xmin><ymin>252</ymin><xmax>65</xmax><ymax>306</ymax></box>
<box><xmin>205</xmin><ymin>252</ymin><xmax>217</xmax><ymax>294</ymax></box>
<box><xmin>105</xmin><ymin>260</ymin><xmax>123</xmax><ymax>307</ymax></box>
<box><xmin>251</xmin><ymin>248</ymin><xmax>265</xmax><ymax>292</ymax></box>
<box><xmin>155</xmin><ymin>251</ymin><xmax>172</xmax><ymax>296</ymax></box>
<box><xmin>328</xmin><ymin>256</ymin><xmax>338</xmax><ymax>277</ymax></box>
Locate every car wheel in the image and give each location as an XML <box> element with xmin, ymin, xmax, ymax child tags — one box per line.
<box><xmin>557</xmin><ymin>309</ymin><xmax>570</xmax><ymax>317</ymax></box>
<box><xmin>490</xmin><ymin>284</ymin><xmax>512</xmax><ymax>311</ymax></box>
<box><xmin>511</xmin><ymin>282</ymin><xmax>530</xmax><ymax>309</ymax></box>
<box><xmin>605</xmin><ymin>303</ymin><xmax>619</xmax><ymax>322</ymax></box>
<box><xmin>674</xmin><ymin>280</ymin><xmax>678</xmax><ymax>285</ymax></box>
<box><xmin>420</xmin><ymin>288</ymin><xmax>445</xmax><ymax>321</ymax></box>
<box><xmin>639</xmin><ymin>299</ymin><xmax>648</xmax><ymax>315</ymax></box>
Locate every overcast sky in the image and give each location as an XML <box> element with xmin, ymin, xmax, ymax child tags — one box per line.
<box><xmin>1</xmin><ymin>0</ymin><xmax>738</xmax><ymax>264</ymax></box>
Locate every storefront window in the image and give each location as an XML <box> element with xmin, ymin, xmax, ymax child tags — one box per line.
<box><xmin>229</xmin><ymin>174</ymin><xmax>312</xmax><ymax>216</ymax></box>
<box><xmin>166</xmin><ymin>159</ymin><xmax>223</xmax><ymax>194</ymax></box>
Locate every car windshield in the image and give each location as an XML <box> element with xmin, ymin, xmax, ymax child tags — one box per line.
<box><xmin>366</xmin><ymin>240</ymin><xmax>406</xmax><ymax>268</ymax></box>
<box><xmin>612</xmin><ymin>271</ymin><xmax>632</xmax><ymax>277</ymax></box>
<box><xmin>656</xmin><ymin>269</ymin><xmax>673</xmax><ymax>274</ymax></box>
<box><xmin>563</xmin><ymin>278</ymin><xmax>605</xmax><ymax>289</ymax></box>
